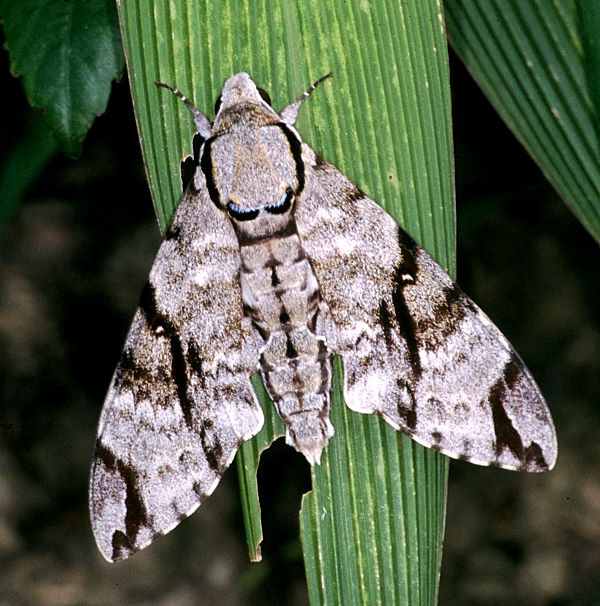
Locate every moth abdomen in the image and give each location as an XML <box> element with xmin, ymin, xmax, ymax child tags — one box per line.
<box><xmin>274</xmin><ymin>392</ymin><xmax>334</xmax><ymax>465</ymax></box>
<box><xmin>235</xmin><ymin>219</ymin><xmax>335</xmax><ymax>461</ymax></box>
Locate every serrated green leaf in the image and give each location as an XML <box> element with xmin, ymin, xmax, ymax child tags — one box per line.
<box><xmin>445</xmin><ymin>0</ymin><xmax>600</xmax><ymax>243</ymax></box>
<box><xmin>1</xmin><ymin>0</ymin><xmax>124</xmax><ymax>157</ymax></box>
<box><xmin>118</xmin><ymin>1</ymin><xmax>452</xmax><ymax>603</ymax></box>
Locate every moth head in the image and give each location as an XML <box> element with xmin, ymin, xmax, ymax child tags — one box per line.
<box><xmin>213</xmin><ymin>71</ymin><xmax>332</xmax><ymax>129</ymax></box>
<box><xmin>213</xmin><ymin>83</ymin><xmax>271</xmax><ymax>116</ymax></box>
<box><xmin>200</xmin><ymin>73</ymin><xmax>328</xmax><ymax>225</ymax></box>
<box><xmin>212</xmin><ymin>73</ymin><xmax>279</xmax><ymax>132</ymax></box>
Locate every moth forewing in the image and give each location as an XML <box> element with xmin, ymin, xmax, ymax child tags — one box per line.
<box><xmin>90</xmin><ymin>71</ymin><xmax>556</xmax><ymax>562</ymax></box>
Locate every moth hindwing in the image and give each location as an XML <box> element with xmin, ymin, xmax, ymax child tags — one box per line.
<box><xmin>89</xmin><ymin>72</ymin><xmax>557</xmax><ymax>562</ymax></box>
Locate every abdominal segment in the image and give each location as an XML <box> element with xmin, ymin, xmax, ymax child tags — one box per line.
<box><xmin>239</xmin><ymin>231</ymin><xmax>334</xmax><ymax>464</ymax></box>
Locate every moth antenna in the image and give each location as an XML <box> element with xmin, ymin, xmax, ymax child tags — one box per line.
<box><xmin>155</xmin><ymin>81</ymin><xmax>212</xmax><ymax>138</ymax></box>
<box><xmin>280</xmin><ymin>72</ymin><xmax>333</xmax><ymax>125</ymax></box>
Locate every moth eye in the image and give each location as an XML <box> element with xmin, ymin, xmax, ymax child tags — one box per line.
<box><xmin>226</xmin><ymin>200</ymin><xmax>259</xmax><ymax>221</ymax></box>
<box><xmin>214</xmin><ymin>95</ymin><xmax>223</xmax><ymax>115</ymax></box>
<box><xmin>265</xmin><ymin>187</ymin><xmax>295</xmax><ymax>215</ymax></box>
<box><xmin>257</xmin><ymin>87</ymin><xmax>272</xmax><ymax>106</ymax></box>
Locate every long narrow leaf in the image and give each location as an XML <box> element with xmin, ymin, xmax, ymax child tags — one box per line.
<box><xmin>445</xmin><ymin>0</ymin><xmax>600</xmax><ymax>243</ymax></box>
<box><xmin>117</xmin><ymin>1</ymin><xmax>452</xmax><ymax>603</ymax></box>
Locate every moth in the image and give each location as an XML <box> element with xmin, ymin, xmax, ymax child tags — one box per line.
<box><xmin>90</xmin><ymin>72</ymin><xmax>557</xmax><ymax>562</ymax></box>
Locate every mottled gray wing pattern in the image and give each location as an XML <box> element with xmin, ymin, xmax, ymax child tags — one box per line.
<box><xmin>89</xmin><ymin>175</ymin><xmax>264</xmax><ymax>562</ymax></box>
<box><xmin>296</xmin><ymin>147</ymin><xmax>557</xmax><ymax>472</ymax></box>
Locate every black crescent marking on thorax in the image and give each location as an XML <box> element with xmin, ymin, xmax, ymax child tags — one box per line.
<box><xmin>200</xmin><ymin>137</ymin><xmax>223</xmax><ymax>209</ymax></box>
<box><xmin>276</xmin><ymin>123</ymin><xmax>305</xmax><ymax>196</ymax></box>
<box><xmin>227</xmin><ymin>202</ymin><xmax>260</xmax><ymax>221</ymax></box>
<box><xmin>266</xmin><ymin>189</ymin><xmax>294</xmax><ymax>214</ymax></box>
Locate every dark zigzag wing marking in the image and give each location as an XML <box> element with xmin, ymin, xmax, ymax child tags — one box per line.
<box><xmin>139</xmin><ymin>280</ymin><xmax>196</xmax><ymax>430</ymax></box>
<box><xmin>488</xmin><ymin>354</ymin><xmax>547</xmax><ymax>469</ymax></box>
<box><xmin>89</xmin><ymin>182</ymin><xmax>264</xmax><ymax>562</ymax></box>
<box><xmin>296</xmin><ymin>147</ymin><xmax>557</xmax><ymax>472</ymax></box>
<box><xmin>93</xmin><ymin>440</ymin><xmax>154</xmax><ymax>561</ymax></box>
<box><xmin>114</xmin><ymin>286</ymin><xmax>224</xmax><ymax>472</ymax></box>
<box><xmin>392</xmin><ymin>235</ymin><xmax>555</xmax><ymax>471</ymax></box>
<box><xmin>138</xmin><ymin>280</ymin><xmax>223</xmax><ymax>471</ymax></box>
<box><xmin>389</xmin><ymin>230</ymin><xmax>422</xmax><ymax>380</ymax></box>
<box><xmin>90</xmin><ymin>306</ymin><xmax>251</xmax><ymax>561</ymax></box>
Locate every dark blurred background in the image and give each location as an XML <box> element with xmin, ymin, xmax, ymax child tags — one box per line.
<box><xmin>0</xmin><ymin>47</ymin><xmax>598</xmax><ymax>605</ymax></box>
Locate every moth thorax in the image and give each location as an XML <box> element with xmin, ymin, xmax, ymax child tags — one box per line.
<box><xmin>212</xmin><ymin>124</ymin><xmax>299</xmax><ymax>196</ymax></box>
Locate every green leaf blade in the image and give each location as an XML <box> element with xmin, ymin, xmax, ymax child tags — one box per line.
<box><xmin>118</xmin><ymin>1</ymin><xmax>452</xmax><ymax>603</ymax></box>
<box><xmin>236</xmin><ymin>375</ymin><xmax>285</xmax><ymax>562</ymax></box>
<box><xmin>445</xmin><ymin>0</ymin><xmax>600</xmax><ymax>242</ymax></box>
<box><xmin>301</xmin><ymin>359</ymin><xmax>448</xmax><ymax>605</ymax></box>
<box><xmin>577</xmin><ymin>0</ymin><xmax>600</xmax><ymax>140</ymax></box>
